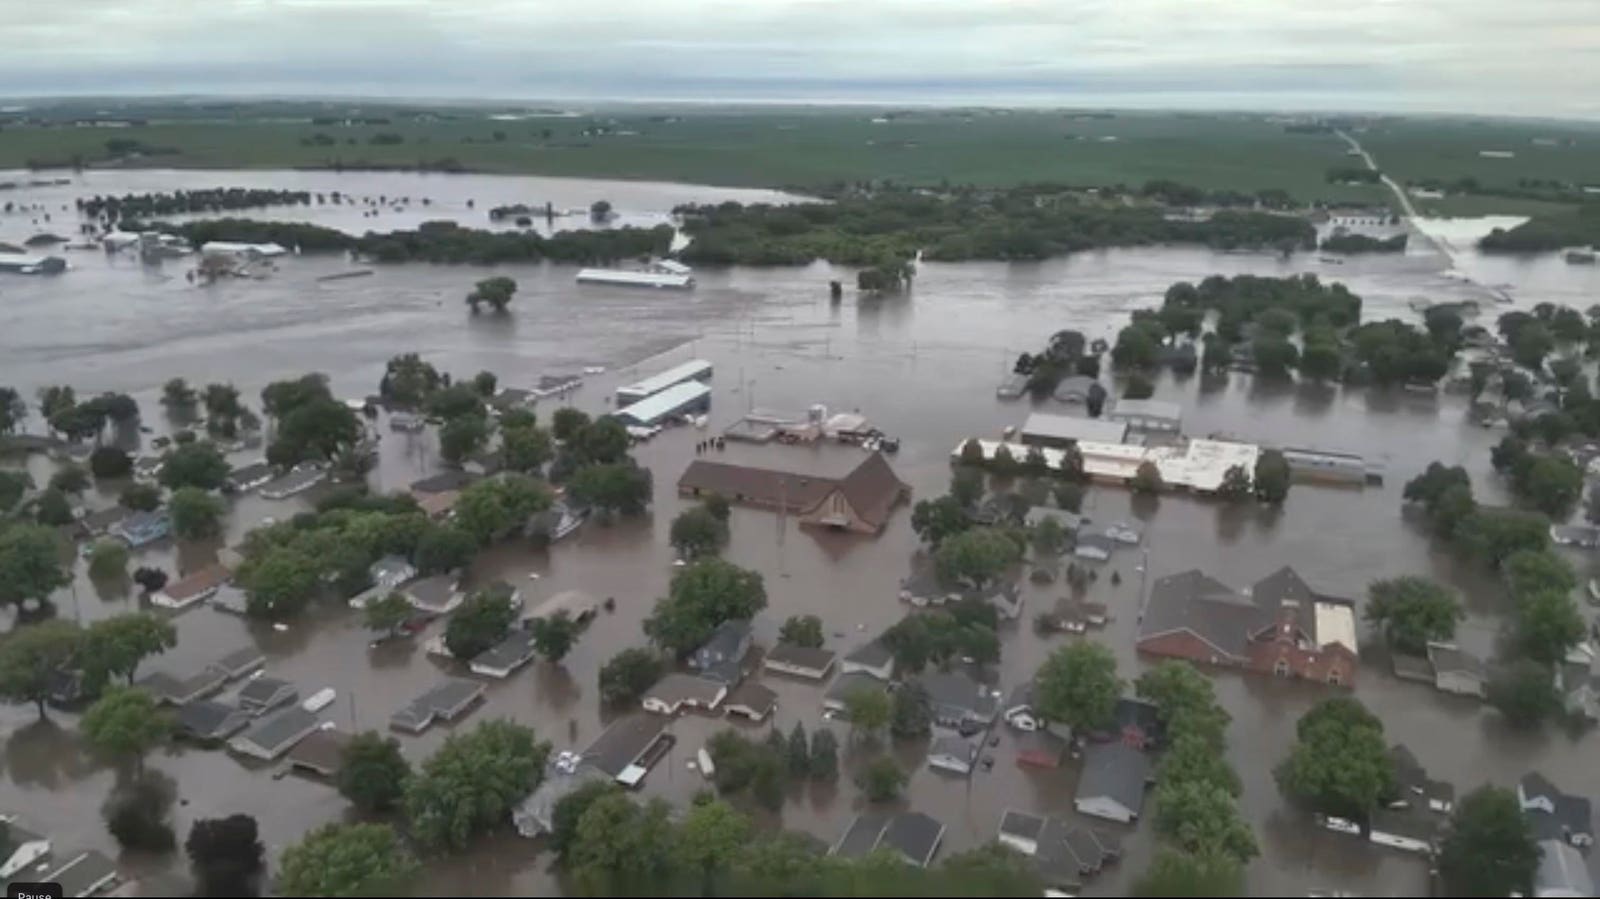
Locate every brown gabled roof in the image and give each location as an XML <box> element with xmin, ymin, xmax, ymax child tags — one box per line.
<box><xmin>677</xmin><ymin>460</ymin><xmax>836</xmax><ymax>510</ymax></box>
<box><xmin>163</xmin><ymin>564</ymin><xmax>231</xmax><ymax>600</ymax></box>
<box><xmin>806</xmin><ymin>453</ymin><xmax>909</xmax><ymax>530</ymax></box>
<box><xmin>416</xmin><ymin>489</ymin><xmax>461</xmax><ymax>518</ymax></box>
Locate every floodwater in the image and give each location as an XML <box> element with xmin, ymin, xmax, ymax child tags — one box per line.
<box><xmin>2</xmin><ymin>170</ymin><xmax>1600</xmax><ymax>896</ymax></box>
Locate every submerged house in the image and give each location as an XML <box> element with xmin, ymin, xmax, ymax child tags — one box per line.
<box><xmin>1136</xmin><ymin>567</ymin><xmax>1359</xmax><ymax>687</ymax></box>
<box><xmin>676</xmin><ymin>453</ymin><xmax>910</xmax><ymax>535</ymax></box>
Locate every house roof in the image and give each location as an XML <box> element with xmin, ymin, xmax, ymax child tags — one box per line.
<box><xmin>1139</xmin><ymin>569</ymin><xmax>1263</xmax><ymax>659</ymax></box>
<box><xmin>472</xmin><ymin>630</ymin><xmax>536</xmax><ymax>672</ymax></box>
<box><xmin>235</xmin><ymin>707</ymin><xmax>319</xmax><ymax>755</ymax></box>
<box><xmin>725</xmin><ymin>681</ymin><xmax>777</xmax><ymax>715</ymax></box>
<box><xmin>843</xmin><ymin>639</ymin><xmax>894</xmax><ymax>671</ymax></box>
<box><xmin>1427</xmin><ymin>642</ymin><xmax>1487</xmax><ymax>680</ymax></box>
<box><xmin>416</xmin><ymin>489</ymin><xmax>461</xmax><ymax>518</ymax></box>
<box><xmin>238</xmin><ymin>676</ymin><xmax>296</xmax><ymax>708</ymax></box>
<box><xmin>138</xmin><ymin>666</ymin><xmax>227</xmax><ymax>705</ymax></box>
<box><xmin>1112</xmin><ymin>698</ymin><xmax>1164</xmax><ymax>742</ymax></box>
<box><xmin>1076</xmin><ymin>742</ymin><xmax>1150</xmax><ymax>816</ymax></box>
<box><xmin>226</xmin><ymin>461</ymin><xmax>274</xmax><ymax>487</ymax></box>
<box><xmin>405</xmin><ymin>574</ymin><xmax>460</xmax><ymax>611</ymax></box>
<box><xmin>817</xmin><ymin>453</ymin><xmax>910</xmax><ymax>530</ymax></box>
<box><xmin>644</xmin><ymin>673</ymin><xmax>726</xmax><ymax>709</ymax></box>
<box><xmin>1370</xmin><ymin>807</ymin><xmax>1437</xmax><ymax>842</ymax></box>
<box><xmin>999</xmin><ymin>809</ymin><xmax>1046</xmax><ymax>843</ymax></box>
<box><xmin>916</xmin><ymin>670</ymin><xmax>1000</xmax><ymax>722</ymax></box>
<box><xmin>833</xmin><ymin>813</ymin><xmax>890</xmax><ymax>859</ymax></box>
<box><xmin>214</xmin><ymin>646</ymin><xmax>266</xmax><ymax>677</ymax></box>
<box><xmin>176</xmin><ymin>700</ymin><xmax>251</xmax><ymax>739</ymax></box>
<box><xmin>764</xmin><ymin>643</ymin><xmax>837</xmax><ymax>674</ymax></box>
<box><xmin>285</xmin><ymin>728</ymin><xmax>351</xmax><ymax>776</ymax></box>
<box><xmin>826</xmin><ymin>671</ymin><xmax>891</xmax><ymax>705</ymax></box>
<box><xmin>410</xmin><ymin>470</ymin><xmax>476</xmax><ymax>494</ymax></box>
<box><xmin>929</xmin><ymin>734</ymin><xmax>980</xmax><ymax>765</ymax></box>
<box><xmin>678</xmin><ymin>459</ymin><xmax>835</xmax><ymax>510</ymax></box>
<box><xmin>696</xmin><ymin>619</ymin><xmax>752</xmax><ymax>660</ymax></box>
<box><xmin>1021</xmin><ymin>413</ymin><xmax>1129</xmax><ymax>445</ymax></box>
<box><xmin>1024</xmin><ymin>506</ymin><xmax>1084</xmax><ymax>531</ymax></box>
<box><xmin>1108</xmin><ymin>398</ymin><xmax>1182</xmax><ymax>423</ymax></box>
<box><xmin>1538</xmin><ymin>839</ymin><xmax>1595</xmax><ymax>897</ymax></box>
<box><xmin>160</xmin><ymin>564</ymin><xmax>229</xmax><ymax>601</ymax></box>
<box><xmin>1015</xmin><ymin>728</ymin><xmax>1069</xmax><ymax>762</ymax></box>
<box><xmin>583</xmin><ymin>714</ymin><xmax>667</xmax><ymax>777</ymax></box>
<box><xmin>370</xmin><ymin>555</ymin><xmax>414</xmax><ymax>581</ymax></box>
<box><xmin>1053</xmin><ymin>375</ymin><xmax>1098</xmax><ymax>400</ymax></box>
<box><xmin>880</xmin><ymin>812</ymin><xmax>945</xmax><ymax>867</ymax></box>
<box><xmin>0</xmin><ymin>817</ymin><xmax>45</xmax><ymax>853</ymax></box>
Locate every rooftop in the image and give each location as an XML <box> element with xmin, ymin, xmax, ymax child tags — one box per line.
<box><xmin>1107</xmin><ymin>398</ymin><xmax>1183</xmax><ymax>423</ymax></box>
<box><xmin>285</xmin><ymin>728</ymin><xmax>352</xmax><ymax>776</ymax></box>
<box><xmin>584</xmin><ymin>714</ymin><xmax>667</xmax><ymax>777</ymax></box>
<box><xmin>232</xmin><ymin>706</ymin><xmax>319</xmax><ymax>757</ymax></box>
<box><xmin>616</xmin><ymin>380</ymin><xmax>711</xmax><ymax>425</ymax></box>
<box><xmin>1020</xmin><ymin>412</ymin><xmax>1129</xmax><ymax>445</ymax></box>
<box><xmin>643</xmin><ymin>673</ymin><xmax>727</xmax><ymax>709</ymax></box>
<box><xmin>175</xmin><ymin>700</ymin><xmax>251</xmax><ymax>740</ymax></box>
<box><xmin>1076</xmin><ymin>742</ymin><xmax>1150</xmax><ymax>816</ymax></box>
<box><xmin>617</xmin><ymin>359</ymin><xmax>712</xmax><ymax>399</ymax></box>
<box><xmin>764</xmin><ymin>643</ymin><xmax>838</xmax><ymax>674</ymax></box>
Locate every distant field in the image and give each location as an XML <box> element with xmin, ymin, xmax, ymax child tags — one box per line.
<box><xmin>2</xmin><ymin>103</ymin><xmax>1595</xmax><ymax>214</ymax></box>
<box><xmin>0</xmin><ymin>106</ymin><xmax>1386</xmax><ymax>201</ymax></box>
<box><xmin>1357</xmin><ymin>118</ymin><xmax>1600</xmax><ymax>190</ymax></box>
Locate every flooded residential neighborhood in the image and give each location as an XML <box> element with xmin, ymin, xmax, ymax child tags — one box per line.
<box><xmin>2</xmin><ymin>166</ymin><xmax>1599</xmax><ymax>897</ymax></box>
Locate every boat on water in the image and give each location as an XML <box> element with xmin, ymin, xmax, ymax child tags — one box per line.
<box><xmin>1567</xmin><ymin>249</ymin><xmax>1597</xmax><ymax>265</ymax></box>
<box><xmin>576</xmin><ymin>259</ymin><xmax>694</xmax><ymax>289</ymax></box>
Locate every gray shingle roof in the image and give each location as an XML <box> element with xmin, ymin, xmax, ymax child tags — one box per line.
<box><xmin>999</xmin><ymin>809</ymin><xmax>1045</xmax><ymax>843</ymax></box>
<box><xmin>233</xmin><ymin>707</ymin><xmax>319</xmax><ymax>757</ymax></box>
<box><xmin>1138</xmin><ymin>569</ymin><xmax>1263</xmax><ymax>659</ymax></box>
<box><xmin>880</xmin><ymin>812</ymin><xmax>945</xmax><ymax>867</ymax></box>
<box><xmin>915</xmin><ymin>670</ymin><xmax>1000</xmax><ymax>724</ymax></box>
<box><xmin>1076</xmin><ymin>742</ymin><xmax>1150</xmax><ymax>817</ymax></box>
<box><xmin>583</xmin><ymin>714</ymin><xmax>667</xmax><ymax>777</ymax></box>
<box><xmin>764</xmin><ymin>644</ymin><xmax>837</xmax><ymax>675</ymax></box>
<box><xmin>176</xmin><ymin>700</ymin><xmax>251</xmax><ymax>740</ymax></box>
<box><xmin>1538</xmin><ymin>839</ymin><xmax>1595</xmax><ymax>896</ymax></box>
<box><xmin>843</xmin><ymin>639</ymin><xmax>893</xmax><ymax>670</ymax></box>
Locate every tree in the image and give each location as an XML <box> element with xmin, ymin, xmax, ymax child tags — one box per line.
<box><xmin>1132</xmin><ymin>461</ymin><xmax>1164</xmax><ymax>494</ymax></box>
<box><xmin>567</xmin><ymin>793</ymin><xmax>678</xmax><ymax>895</ymax></box>
<box><xmin>550</xmin><ymin>780</ymin><xmax>620</xmax><ymax>861</ymax></box>
<box><xmin>502</xmin><ymin>424</ymin><xmax>553</xmax><ymax>474</ymax></box>
<box><xmin>338</xmin><ymin>731</ymin><xmax>412</xmax><ymax>814</ymax></box>
<box><xmin>785</xmin><ymin>722</ymin><xmax>810</xmax><ymax>779</ymax></box>
<box><xmin>911</xmin><ymin>496</ymin><xmax>971</xmax><ymax>547</ymax></box>
<box><xmin>36</xmin><ymin>385</ymin><xmax>75</xmax><ymax>424</ymax></box>
<box><xmin>1512</xmin><ymin>322</ymin><xmax>1553</xmax><ymax>370</ymax></box>
<box><xmin>1252</xmin><ymin>333</ymin><xmax>1299</xmax><ymax>379</ymax></box>
<box><xmin>1124</xmin><ymin>372</ymin><xmax>1155</xmax><ymax>400</ymax></box>
<box><xmin>0</xmin><ymin>470</ymin><xmax>29</xmax><ymax>513</ymax></box>
<box><xmin>277</xmin><ymin>823</ymin><xmax>418</xmax><ymax>898</ymax></box>
<box><xmin>599</xmin><ymin>647</ymin><xmax>662</xmax><ymax>706</ymax></box>
<box><xmin>88</xmin><ymin>540</ymin><xmax>130</xmax><ymax>581</ymax></box>
<box><xmin>590</xmin><ymin>199</ymin><xmax>612</xmax><ymax>220</ymax></box>
<box><xmin>551</xmin><ymin>407</ymin><xmax>591</xmax><ymax>442</ymax></box>
<box><xmin>186</xmin><ymin>815</ymin><xmax>265</xmax><ymax>897</ymax></box>
<box><xmin>49</xmin><ymin>463</ymin><xmax>89</xmax><ymax>495</ymax></box>
<box><xmin>82</xmin><ymin>612</ymin><xmax>176</xmax><ymax>687</ymax></box>
<box><xmin>1505</xmin><ymin>549</ymin><xmax>1578</xmax><ymax>598</ymax></box>
<box><xmin>778</xmin><ymin>614</ymin><xmax>824</xmax><ymax>649</ymax></box>
<box><xmin>414</xmin><ymin>523</ymin><xmax>476</xmax><ymax>574</ymax></box>
<box><xmin>809</xmin><ymin>728</ymin><xmax>839</xmax><ymax>781</ymax></box>
<box><xmin>1253</xmin><ymin>449</ymin><xmax>1290</xmax><ymax>503</ymax></box>
<box><xmin>1152</xmin><ymin>779</ymin><xmax>1256</xmax><ymax>862</ymax></box>
<box><xmin>451</xmin><ymin>474</ymin><xmax>552</xmax><ymax>545</ymax></box>
<box><xmin>405</xmin><ymin>719</ymin><xmax>549</xmax><ymax>850</ymax></box>
<box><xmin>273</xmin><ymin>397</ymin><xmax>361</xmax><ymax>463</ymax></box>
<box><xmin>240</xmin><ymin>546</ymin><xmax>320</xmax><ymax>619</ymax></box>
<box><xmin>103</xmin><ymin>773</ymin><xmax>176</xmax><ymax>851</ymax></box>
<box><xmin>438</xmin><ymin>414</ymin><xmax>489</xmax><ymax>465</ymax></box>
<box><xmin>843</xmin><ymin>687</ymin><xmax>892</xmax><ymax>739</ymax></box>
<box><xmin>1035</xmin><ymin>643</ymin><xmax>1122</xmax><ymax>734</ymax></box>
<box><xmin>567</xmin><ymin>462</ymin><xmax>652</xmax><ymax>517</ymax></box>
<box><xmin>160</xmin><ymin>442</ymin><xmax>229</xmax><ymax>490</ymax></box>
<box><xmin>1298</xmin><ymin>339</ymin><xmax>1342</xmax><ymax>381</ymax></box>
<box><xmin>35</xmin><ymin>488</ymin><xmax>73</xmax><ymax>526</ymax></box>
<box><xmin>1520</xmin><ymin>455</ymin><xmax>1583</xmax><ymax>517</ymax></box>
<box><xmin>1274</xmin><ymin>697</ymin><xmax>1394</xmax><ymax>820</ymax></box>
<box><xmin>1135</xmin><ymin>661</ymin><xmax>1229</xmax><ymax>747</ymax></box>
<box><xmin>467</xmin><ymin>276</ymin><xmax>518</xmax><ymax>313</ymax></box>
<box><xmin>0</xmin><ymin>386</ymin><xmax>25</xmax><ymax>435</ymax></box>
<box><xmin>570</xmin><ymin>418</ymin><xmax>631</xmax><ymax>465</ymax></box>
<box><xmin>1053</xmin><ymin>480</ymin><xmax>1084</xmax><ymax>512</ymax></box>
<box><xmin>1456</xmin><ymin>507</ymin><xmax>1550</xmax><ymax>566</ymax></box>
<box><xmin>133</xmin><ymin>567</ymin><xmax>168</xmax><ymax>594</ymax></box>
<box><xmin>120</xmin><ymin>482</ymin><xmax>162</xmax><ymax>511</ymax></box>
<box><xmin>1488</xmin><ymin>659</ymin><xmax>1560</xmax><ymax>728</ymax></box>
<box><xmin>1131</xmin><ymin>849</ymin><xmax>1244</xmax><ymax>897</ymax></box>
<box><xmin>529</xmin><ymin>611</ymin><xmax>579</xmax><ymax>662</ymax></box>
<box><xmin>950</xmin><ymin>467</ymin><xmax>984</xmax><ymax>507</ymax></box>
<box><xmin>1516</xmin><ymin>589</ymin><xmax>1584</xmax><ymax>665</ymax></box>
<box><xmin>958</xmin><ymin>438</ymin><xmax>986</xmax><ymax>466</ymax></box>
<box><xmin>703</xmin><ymin>492</ymin><xmax>731</xmax><ymax>523</ymax></box>
<box><xmin>0</xmin><ymin>525</ymin><xmax>71</xmax><ymax>611</ymax></box>
<box><xmin>670</xmin><ymin>506</ymin><xmax>728</xmax><ymax>559</ymax></box>
<box><xmin>365</xmin><ymin>591</ymin><xmax>414</xmax><ymax>638</ymax></box>
<box><xmin>933</xmin><ymin>526</ymin><xmax>1021</xmax><ymax>588</ymax></box>
<box><xmin>891</xmin><ymin>682</ymin><xmax>932</xmax><ymax>738</ymax></box>
<box><xmin>679</xmin><ymin>799</ymin><xmax>752</xmax><ymax>891</ymax></box>
<box><xmin>856</xmin><ymin>756</ymin><xmax>907</xmax><ymax>801</ymax></box>
<box><xmin>81</xmin><ymin>687</ymin><xmax>169</xmax><ymax>774</ymax></box>
<box><xmin>380</xmin><ymin>354</ymin><xmax>443</xmax><ymax>408</ymax></box>
<box><xmin>1437</xmin><ymin>786</ymin><xmax>1540</xmax><ymax>897</ymax></box>
<box><xmin>1364</xmin><ymin>577</ymin><xmax>1462</xmax><ymax>654</ymax></box>
<box><xmin>260</xmin><ymin>374</ymin><xmax>332</xmax><ymax>422</ymax></box>
<box><xmin>1031</xmin><ymin>515</ymin><xmax>1067</xmax><ymax>555</ymax></box>
<box><xmin>162</xmin><ymin>378</ymin><xmax>197</xmax><ymax>411</ymax></box>
<box><xmin>1217</xmin><ymin>464</ymin><xmax>1252</xmax><ymax>501</ymax></box>
<box><xmin>1158</xmin><ymin>733</ymin><xmax>1241</xmax><ymax>795</ymax></box>
<box><xmin>643</xmin><ymin>559</ymin><xmax>766</xmax><ymax>656</ymax></box>
<box><xmin>89</xmin><ymin>446</ymin><xmax>133</xmax><ymax>480</ymax></box>
<box><xmin>444</xmin><ymin>588</ymin><xmax>517</xmax><ymax>660</ymax></box>
<box><xmin>168</xmin><ymin>486</ymin><xmax>225</xmax><ymax>541</ymax></box>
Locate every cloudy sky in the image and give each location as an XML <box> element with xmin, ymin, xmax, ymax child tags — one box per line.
<box><xmin>5</xmin><ymin>0</ymin><xmax>1598</xmax><ymax>116</ymax></box>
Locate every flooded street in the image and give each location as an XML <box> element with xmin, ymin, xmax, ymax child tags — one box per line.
<box><xmin>2</xmin><ymin>169</ymin><xmax>1600</xmax><ymax>895</ymax></box>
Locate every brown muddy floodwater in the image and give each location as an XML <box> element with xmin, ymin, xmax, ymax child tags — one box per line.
<box><xmin>2</xmin><ymin>170</ymin><xmax>1599</xmax><ymax>895</ymax></box>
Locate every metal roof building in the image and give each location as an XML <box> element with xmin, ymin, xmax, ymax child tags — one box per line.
<box><xmin>1019</xmin><ymin>413</ymin><xmax>1129</xmax><ymax>448</ymax></box>
<box><xmin>616</xmin><ymin>359</ymin><xmax>712</xmax><ymax>404</ymax></box>
<box><xmin>615</xmin><ymin>381</ymin><xmax>711</xmax><ymax>427</ymax></box>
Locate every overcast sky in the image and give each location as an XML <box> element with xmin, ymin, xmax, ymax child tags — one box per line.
<box><xmin>5</xmin><ymin>0</ymin><xmax>1597</xmax><ymax>117</ymax></box>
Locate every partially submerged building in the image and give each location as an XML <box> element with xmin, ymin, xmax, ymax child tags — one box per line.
<box><xmin>831</xmin><ymin>812</ymin><xmax>945</xmax><ymax>867</ymax></box>
<box><xmin>583</xmin><ymin>713</ymin><xmax>670</xmax><ymax>788</ymax></box>
<box><xmin>615</xmin><ymin>381</ymin><xmax>712</xmax><ymax>428</ymax></box>
<box><xmin>641</xmin><ymin>673</ymin><xmax>728</xmax><ymax>716</ymax></box>
<box><xmin>152</xmin><ymin>564</ymin><xmax>230</xmax><ymax>610</ymax></box>
<box><xmin>762</xmin><ymin>644</ymin><xmax>837</xmax><ymax>681</ymax></box>
<box><xmin>1073</xmin><ymin>742</ymin><xmax>1151</xmax><ymax>823</ymax></box>
<box><xmin>677</xmin><ymin>453</ymin><xmax>910</xmax><ymax>535</ymax></box>
<box><xmin>229</xmin><ymin>707</ymin><xmax>321</xmax><ymax>761</ymax></box>
<box><xmin>389</xmin><ymin>679</ymin><xmax>485</xmax><ymax>734</ymax></box>
<box><xmin>1018</xmin><ymin>413</ymin><xmax>1128</xmax><ymax>448</ymax></box>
